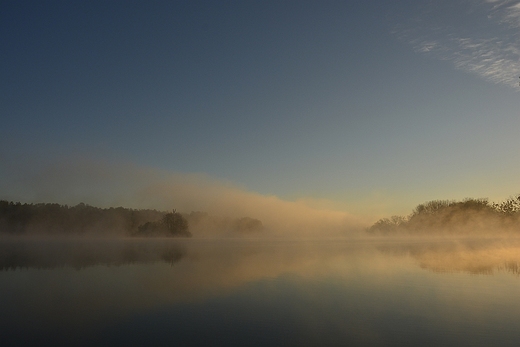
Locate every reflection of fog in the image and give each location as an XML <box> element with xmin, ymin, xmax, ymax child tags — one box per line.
<box><xmin>377</xmin><ymin>238</ymin><xmax>520</xmax><ymax>275</ymax></box>
<box><xmin>0</xmin><ymin>239</ymin><xmax>381</xmax><ymax>337</ymax></box>
<box><xmin>0</xmin><ymin>239</ymin><xmax>381</xmax><ymax>305</ymax></box>
<box><xmin>3</xmin><ymin>238</ymin><xmax>520</xmax><ymax>346</ymax></box>
<box><xmin>4</xmin><ymin>238</ymin><xmax>520</xmax><ymax>276</ymax></box>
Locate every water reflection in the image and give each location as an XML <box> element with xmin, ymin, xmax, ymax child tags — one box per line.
<box><xmin>2</xmin><ymin>238</ymin><xmax>520</xmax><ymax>346</ymax></box>
<box><xmin>0</xmin><ymin>238</ymin><xmax>186</xmax><ymax>270</ymax></box>
<box><xmin>2</xmin><ymin>238</ymin><xmax>520</xmax><ymax>276</ymax></box>
<box><xmin>377</xmin><ymin>238</ymin><xmax>520</xmax><ymax>275</ymax></box>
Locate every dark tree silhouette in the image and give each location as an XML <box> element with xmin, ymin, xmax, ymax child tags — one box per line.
<box><xmin>136</xmin><ymin>210</ymin><xmax>191</xmax><ymax>237</ymax></box>
<box><xmin>0</xmin><ymin>200</ymin><xmax>185</xmax><ymax>236</ymax></box>
<box><xmin>367</xmin><ymin>196</ymin><xmax>520</xmax><ymax>235</ymax></box>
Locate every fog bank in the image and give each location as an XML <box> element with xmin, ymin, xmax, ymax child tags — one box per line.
<box><xmin>0</xmin><ymin>156</ymin><xmax>368</xmax><ymax>237</ymax></box>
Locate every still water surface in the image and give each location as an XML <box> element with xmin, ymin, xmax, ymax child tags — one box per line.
<box><xmin>1</xmin><ymin>237</ymin><xmax>520</xmax><ymax>346</ymax></box>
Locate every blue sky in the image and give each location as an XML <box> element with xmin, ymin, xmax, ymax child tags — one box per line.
<box><xmin>1</xmin><ymin>0</ymin><xmax>519</xmax><ymax>222</ymax></box>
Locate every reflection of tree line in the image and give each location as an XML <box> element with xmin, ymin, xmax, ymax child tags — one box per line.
<box><xmin>3</xmin><ymin>238</ymin><xmax>520</xmax><ymax>276</ymax></box>
<box><xmin>377</xmin><ymin>240</ymin><xmax>520</xmax><ymax>275</ymax></box>
<box><xmin>368</xmin><ymin>195</ymin><xmax>520</xmax><ymax>235</ymax></box>
<box><xmin>0</xmin><ymin>240</ymin><xmax>186</xmax><ymax>271</ymax></box>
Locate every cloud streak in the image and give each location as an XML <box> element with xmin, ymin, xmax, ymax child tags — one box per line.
<box><xmin>393</xmin><ymin>1</ymin><xmax>520</xmax><ymax>90</ymax></box>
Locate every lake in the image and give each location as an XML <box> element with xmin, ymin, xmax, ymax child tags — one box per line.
<box><xmin>1</xmin><ymin>237</ymin><xmax>520</xmax><ymax>346</ymax></box>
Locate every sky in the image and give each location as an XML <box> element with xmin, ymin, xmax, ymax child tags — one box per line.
<box><xmin>1</xmin><ymin>0</ymin><xmax>519</xmax><ymax>227</ymax></box>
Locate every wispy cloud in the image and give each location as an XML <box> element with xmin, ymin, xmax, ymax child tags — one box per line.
<box><xmin>487</xmin><ymin>0</ymin><xmax>520</xmax><ymax>27</ymax></box>
<box><xmin>394</xmin><ymin>1</ymin><xmax>520</xmax><ymax>90</ymax></box>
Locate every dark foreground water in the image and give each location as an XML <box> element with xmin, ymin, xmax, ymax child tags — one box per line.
<box><xmin>1</xmin><ymin>237</ymin><xmax>520</xmax><ymax>346</ymax></box>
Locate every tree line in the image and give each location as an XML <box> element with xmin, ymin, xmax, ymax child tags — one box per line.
<box><xmin>0</xmin><ymin>201</ymin><xmax>190</xmax><ymax>237</ymax></box>
<box><xmin>367</xmin><ymin>195</ymin><xmax>520</xmax><ymax>235</ymax></box>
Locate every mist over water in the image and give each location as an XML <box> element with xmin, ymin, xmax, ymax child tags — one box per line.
<box><xmin>0</xmin><ymin>156</ymin><xmax>367</xmax><ymax>237</ymax></box>
<box><xmin>3</xmin><ymin>0</ymin><xmax>520</xmax><ymax>344</ymax></box>
<box><xmin>3</xmin><ymin>236</ymin><xmax>520</xmax><ymax>275</ymax></box>
<box><xmin>3</xmin><ymin>157</ymin><xmax>520</xmax><ymax>346</ymax></box>
<box><xmin>6</xmin><ymin>156</ymin><xmax>519</xmax><ymax>239</ymax></box>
